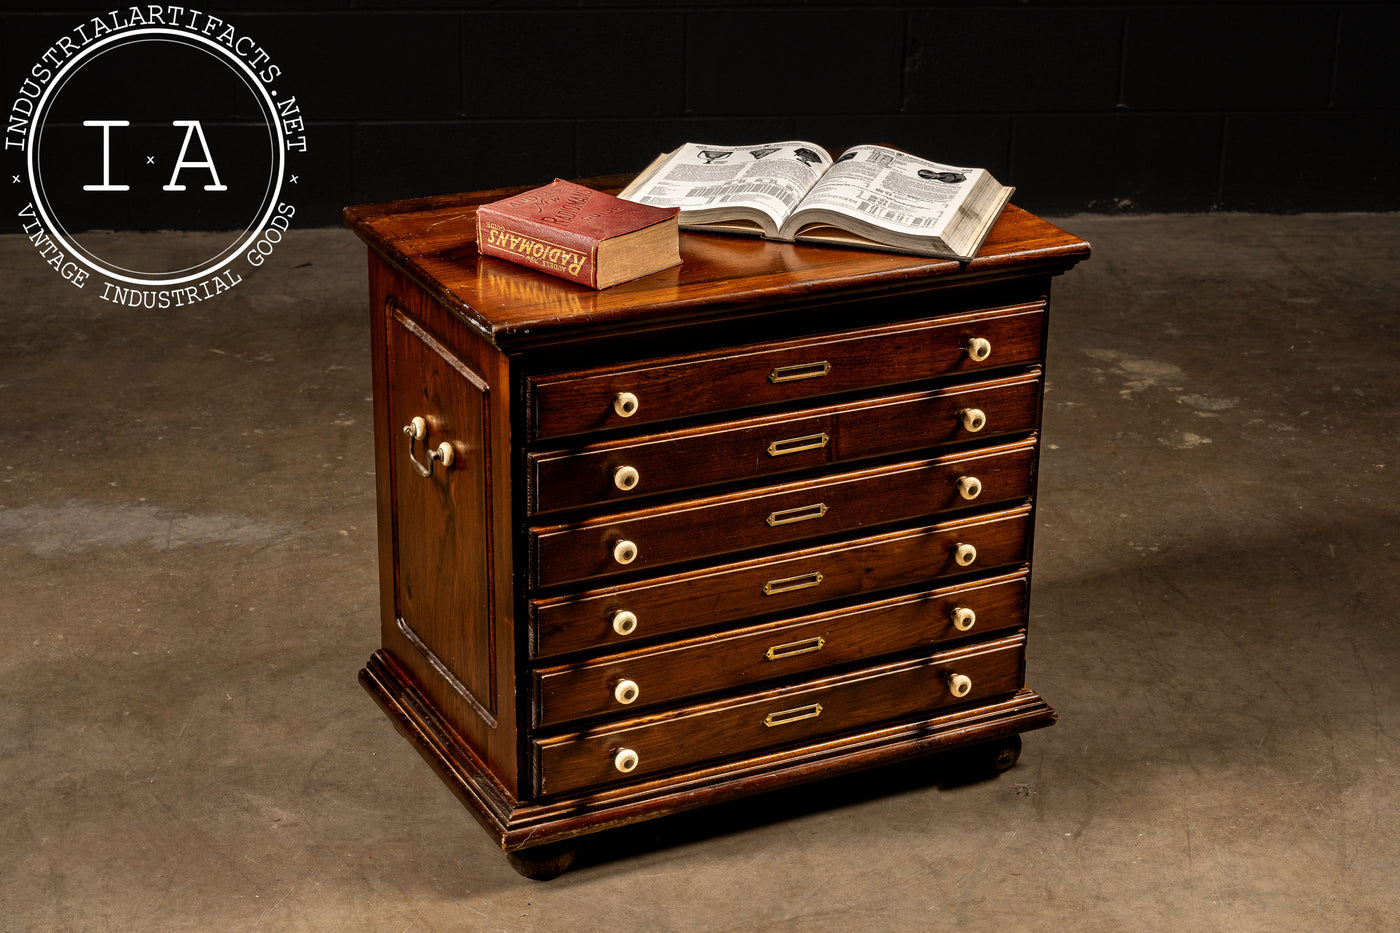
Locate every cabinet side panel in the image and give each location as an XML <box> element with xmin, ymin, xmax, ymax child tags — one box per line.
<box><xmin>387</xmin><ymin>309</ymin><xmax>496</xmax><ymax>719</ymax></box>
<box><xmin>368</xmin><ymin>256</ymin><xmax>519</xmax><ymax>795</ymax></box>
<box><xmin>367</xmin><ymin>253</ymin><xmax>398</xmax><ymax>710</ymax></box>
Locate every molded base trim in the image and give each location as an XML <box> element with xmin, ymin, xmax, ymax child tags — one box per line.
<box><xmin>360</xmin><ymin>650</ymin><xmax>1055</xmax><ymax>853</ymax></box>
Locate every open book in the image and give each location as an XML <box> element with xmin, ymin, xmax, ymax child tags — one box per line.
<box><xmin>618</xmin><ymin>141</ymin><xmax>1014</xmax><ymax>261</ymax></box>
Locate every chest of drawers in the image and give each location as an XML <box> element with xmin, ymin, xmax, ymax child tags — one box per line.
<box><xmin>344</xmin><ymin>181</ymin><xmax>1089</xmax><ymax>878</ymax></box>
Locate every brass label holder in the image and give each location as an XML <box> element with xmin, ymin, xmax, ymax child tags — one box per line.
<box><xmin>766</xmin><ymin>502</ymin><xmax>828</xmax><ymax>527</ymax></box>
<box><xmin>769</xmin><ymin>360</ymin><xmax>831</xmax><ymax>384</ymax></box>
<box><xmin>762</xmin><ymin>571</ymin><xmax>824</xmax><ymax>596</ymax></box>
<box><xmin>765</xmin><ymin>636</ymin><xmax>825</xmax><ymax>661</ymax></box>
<box><xmin>764</xmin><ymin>703</ymin><xmax>824</xmax><ymax>727</ymax></box>
<box><xmin>767</xmin><ymin>432</ymin><xmax>829</xmax><ymax>457</ymax></box>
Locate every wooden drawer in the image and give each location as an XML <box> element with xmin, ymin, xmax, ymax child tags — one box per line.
<box><xmin>531</xmin><ymin>506</ymin><xmax>1033</xmax><ymax>659</ymax></box>
<box><xmin>531</xmin><ymin>571</ymin><xmax>1028</xmax><ymax>728</ymax></box>
<box><xmin>532</xmin><ymin>633</ymin><xmax>1027</xmax><ymax>796</ymax></box>
<box><xmin>528</xmin><ymin>302</ymin><xmax>1045</xmax><ymax>441</ymax></box>
<box><xmin>531</xmin><ymin>440</ymin><xmax>1036</xmax><ymax>589</ymax></box>
<box><xmin>529</xmin><ymin>371</ymin><xmax>1041</xmax><ymax>515</ymax></box>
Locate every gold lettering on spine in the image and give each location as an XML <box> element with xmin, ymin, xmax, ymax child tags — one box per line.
<box><xmin>482</xmin><ymin>222</ymin><xmax>587</xmax><ymax>277</ymax></box>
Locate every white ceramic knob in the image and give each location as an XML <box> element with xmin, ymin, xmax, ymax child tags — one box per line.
<box><xmin>967</xmin><ymin>337</ymin><xmax>992</xmax><ymax>362</ymax></box>
<box><xmin>947</xmin><ymin>673</ymin><xmax>973</xmax><ymax>698</ymax></box>
<box><xmin>954</xmin><ymin>543</ymin><xmax>977</xmax><ymax>567</ymax></box>
<box><xmin>612</xmin><ymin>540</ymin><xmax>638</xmax><ymax>565</ymax></box>
<box><xmin>613</xmin><ymin>465</ymin><xmax>640</xmax><ymax>491</ymax></box>
<box><xmin>612</xmin><ymin>392</ymin><xmax>640</xmax><ymax>418</ymax></box>
<box><xmin>951</xmin><ymin>607</ymin><xmax>977</xmax><ymax>632</ymax></box>
<box><xmin>613</xmin><ymin>679</ymin><xmax>640</xmax><ymax>705</ymax></box>
<box><xmin>611</xmin><ymin>610</ymin><xmax>638</xmax><ymax>636</ymax></box>
<box><xmin>613</xmin><ymin>748</ymin><xmax>639</xmax><ymax>773</ymax></box>
<box><xmin>956</xmin><ymin>475</ymin><xmax>982</xmax><ymax>500</ymax></box>
<box><xmin>960</xmin><ymin>408</ymin><xmax>987</xmax><ymax>433</ymax></box>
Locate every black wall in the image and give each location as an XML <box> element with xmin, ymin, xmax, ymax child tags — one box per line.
<box><xmin>3</xmin><ymin>2</ymin><xmax>1395</xmax><ymax>227</ymax></box>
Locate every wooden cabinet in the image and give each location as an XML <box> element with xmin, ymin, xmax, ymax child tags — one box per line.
<box><xmin>345</xmin><ymin>180</ymin><xmax>1089</xmax><ymax>878</ymax></box>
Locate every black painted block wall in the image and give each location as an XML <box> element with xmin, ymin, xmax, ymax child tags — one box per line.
<box><xmin>2</xmin><ymin>2</ymin><xmax>1395</xmax><ymax>228</ymax></box>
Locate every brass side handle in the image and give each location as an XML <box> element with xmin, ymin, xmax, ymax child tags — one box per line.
<box><xmin>612</xmin><ymin>391</ymin><xmax>640</xmax><ymax>418</ymax></box>
<box><xmin>950</xmin><ymin>607</ymin><xmax>977</xmax><ymax>632</ymax></box>
<box><xmin>613</xmin><ymin>679</ymin><xmax>640</xmax><ymax>705</ymax></box>
<box><xmin>613</xmin><ymin>465</ymin><xmax>640</xmax><ymax>491</ymax></box>
<box><xmin>966</xmin><ymin>337</ymin><xmax>993</xmax><ymax>362</ymax></box>
<box><xmin>960</xmin><ymin>408</ymin><xmax>987</xmax><ymax>433</ymax></box>
<box><xmin>947</xmin><ymin>673</ymin><xmax>973</xmax><ymax>698</ymax></box>
<box><xmin>611</xmin><ymin>609</ymin><xmax>638</xmax><ymax>636</ymax></box>
<box><xmin>613</xmin><ymin>748</ymin><xmax>639</xmax><ymax>773</ymax></box>
<box><xmin>612</xmin><ymin>540</ymin><xmax>638</xmax><ymax>565</ymax></box>
<box><xmin>954</xmin><ymin>543</ymin><xmax>978</xmax><ymax>567</ymax></box>
<box><xmin>402</xmin><ymin>416</ymin><xmax>454</xmax><ymax>478</ymax></box>
<box><xmin>769</xmin><ymin>360</ymin><xmax>830</xmax><ymax>384</ymax></box>
<box><xmin>956</xmin><ymin>475</ymin><xmax>983</xmax><ymax>500</ymax></box>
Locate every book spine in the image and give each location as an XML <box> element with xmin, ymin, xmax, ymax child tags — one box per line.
<box><xmin>475</xmin><ymin>208</ymin><xmax>601</xmax><ymax>287</ymax></box>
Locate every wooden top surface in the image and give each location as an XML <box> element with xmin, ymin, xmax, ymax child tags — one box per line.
<box><xmin>343</xmin><ymin>176</ymin><xmax>1091</xmax><ymax>349</ymax></box>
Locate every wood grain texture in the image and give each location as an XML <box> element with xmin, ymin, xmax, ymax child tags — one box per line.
<box><xmin>348</xmin><ymin>181</ymin><xmax>1089</xmax><ymax>866</ymax></box>
<box><xmin>386</xmin><ymin>307</ymin><xmax>497</xmax><ymax>725</ymax></box>
<box><xmin>362</xmin><ymin>649</ymin><xmax>1055</xmax><ymax>852</ymax></box>
<box><xmin>530</xmin><ymin>507</ymin><xmax>1033</xmax><ymax>660</ymax></box>
<box><xmin>526</xmin><ymin>301</ymin><xmax>1045</xmax><ymax>441</ymax></box>
<box><xmin>344</xmin><ymin>179</ymin><xmax>1089</xmax><ymax>350</ymax></box>
<box><xmin>531</xmin><ymin>446</ymin><xmax>1037</xmax><ymax>589</ymax></box>
<box><xmin>367</xmin><ymin>258</ymin><xmax>521</xmax><ymax>793</ymax></box>
<box><xmin>529</xmin><ymin>371</ymin><xmax>1042</xmax><ymax>514</ymax></box>
<box><xmin>532</xmin><ymin>633</ymin><xmax>1028</xmax><ymax>797</ymax></box>
<box><xmin>531</xmin><ymin>571</ymin><xmax>1029</xmax><ymax>728</ymax></box>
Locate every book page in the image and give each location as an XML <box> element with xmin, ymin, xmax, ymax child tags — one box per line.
<box><xmin>619</xmin><ymin>142</ymin><xmax>832</xmax><ymax>226</ymax></box>
<box><xmin>793</xmin><ymin>144</ymin><xmax>986</xmax><ymax>236</ymax></box>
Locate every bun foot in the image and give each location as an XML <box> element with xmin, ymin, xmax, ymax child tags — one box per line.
<box><xmin>990</xmin><ymin>734</ymin><xmax>1022</xmax><ymax>773</ymax></box>
<box><xmin>506</xmin><ymin>842</ymin><xmax>578</xmax><ymax>880</ymax></box>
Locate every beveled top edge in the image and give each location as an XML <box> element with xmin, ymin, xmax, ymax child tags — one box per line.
<box><xmin>344</xmin><ymin>177</ymin><xmax>1091</xmax><ymax>349</ymax></box>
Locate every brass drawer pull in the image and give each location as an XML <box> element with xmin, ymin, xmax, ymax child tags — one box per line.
<box><xmin>769</xmin><ymin>360</ymin><xmax>830</xmax><ymax>384</ymax></box>
<box><xmin>612</xmin><ymin>540</ymin><xmax>639</xmax><ymax>565</ymax></box>
<box><xmin>762</xmin><ymin>571</ymin><xmax>824</xmax><ymax>596</ymax></box>
<box><xmin>611</xmin><ymin>609</ymin><xmax>638</xmax><ymax>636</ymax></box>
<box><xmin>613</xmin><ymin>679</ymin><xmax>640</xmax><ymax>705</ymax></box>
<box><xmin>765</xmin><ymin>636</ymin><xmax>825</xmax><ymax>661</ymax></box>
<box><xmin>767</xmin><ymin>432</ymin><xmax>829</xmax><ymax>457</ymax></box>
<box><xmin>613</xmin><ymin>747</ymin><xmax>639</xmax><ymax>773</ymax></box>
<box><xmin>950</xmin><ymin>607</ymin><xmax>977</xmax><ymax>632</ymax></box>
<box><xmin>613</xmin><ymin>465</ymin><xmax>641</xmax><ymax>491</ymax></box>
<box><xmin>766</xmin><ymin>502</ymin><xmax>827</xmax><ymax>527</ymax></box>
<box><xmin>956</xmin><ymin>475</ymin><xmax>983</xmax><ymax>500</ymax></box>
<box><xmin>763</xmin><ymin>703</ymin><xmax>823</xmax><ymax>727</ymax></box>
<box><xmin>966</xmin><ymin>337</ymin><xmax>993</xmax><ymax>362</ymax></box>
<box><xmin>612</xmin><ymin>391</ymin><xmax>640</xmax><ymax>418</ymax></box>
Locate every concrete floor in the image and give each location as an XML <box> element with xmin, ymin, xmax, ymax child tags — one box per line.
<box><xmin>2</xmin><ymin>212</ymin><xmax>1397</xmax><ymax>931</ymax></box>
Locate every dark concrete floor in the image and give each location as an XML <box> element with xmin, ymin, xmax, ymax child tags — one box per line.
<box><xmin>2</xmin><ymin>212</ymin><xmax>1397</xmax><ymax>931</ymax></box>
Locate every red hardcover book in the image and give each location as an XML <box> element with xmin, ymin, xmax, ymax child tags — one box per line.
<box><xmin>475</xmin><ymin>179</ymin><xmax>681</xmax><ymax>289</ymax></box>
